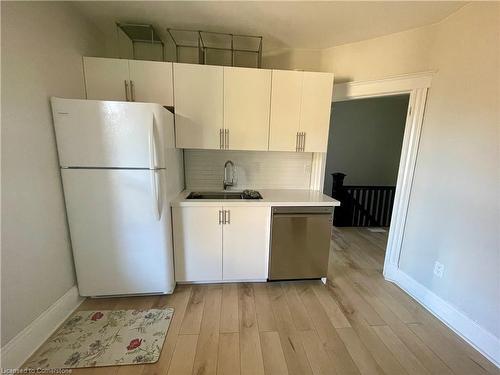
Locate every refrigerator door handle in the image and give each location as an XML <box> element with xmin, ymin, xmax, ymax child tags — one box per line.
<box><xmin>149</xmin><ymin>116</ymin><xmax>159</xmax><ymax>169</ymax></box>
<box><xmin>150</xmin><ymin>170</ymin><xmax>161</xmax><ymax>220</ymax></box>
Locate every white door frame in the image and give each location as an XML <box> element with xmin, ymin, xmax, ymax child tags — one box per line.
<box><xmin>327</xmin><ymin>71</ymin><xmax>433</xmax><ymax>279</ymax></box>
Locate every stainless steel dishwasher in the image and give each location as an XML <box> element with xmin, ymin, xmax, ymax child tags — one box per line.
<box><xmin>269</xmin><ymin>206</ymin><xmax>334</xmax><ymax>280</ymax></box>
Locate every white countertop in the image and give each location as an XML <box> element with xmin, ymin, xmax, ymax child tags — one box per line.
<box><xmin>171</xmin><ymin>189</ymin><xmax>341</xmax><ymax>207</ymax></box>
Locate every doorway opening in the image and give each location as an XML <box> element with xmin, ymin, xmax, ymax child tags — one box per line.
<box><xmin>320</xmin><ymin>73</ymin><xmax>431</xmax><ymax>278</ymax></box>
<box><xmin>324</xmin><ymin>94</ymin><xmax>410</xmax><ymax>234</ymax></box>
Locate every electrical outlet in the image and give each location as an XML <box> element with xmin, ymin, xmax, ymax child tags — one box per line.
<box><xmin>434</xmin><ymin>261</ymin><xmax>444</xmax><ymax>278</ymax></box>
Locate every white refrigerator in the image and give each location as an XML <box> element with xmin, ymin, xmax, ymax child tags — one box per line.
<box><xmin>51</xmin><ymin>97</ymin><xmax>184</xmax><ymax>297</ymax></box>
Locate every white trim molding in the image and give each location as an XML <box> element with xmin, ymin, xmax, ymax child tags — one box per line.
<box><xmin>310</xmin><ymin>152</ymin><xmax>327</xmax><ymax>191</ymax></box>
<box><xmin>332</xmin><ymin>71</ymin><xmax>435</xmax><ymax>101</ymax></box>
<box><xmin>383</xmin><ymin>86</ymin><xmax>429</xmax><ymax>272</ymax></box>
<box><xmin>0</xmin><ymin>286</ymin><xmax>84</xmax><ymax>369</ymax></box>
<box><xmin>385</xmin><ymin>267</ymin><xmax>500</xmax><ymax>367</ymax></box>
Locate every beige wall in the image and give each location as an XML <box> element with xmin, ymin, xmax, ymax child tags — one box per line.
<box><xmin>399</xmin><ymin>2</ymin><xmax>500</xmax><ymax>338</ymax></box>
<box><xmin>319</xmin><ymin>3</ymin><xmax>500</xmax><ymax>339</ymax></box>
<box><xmin>320</xmin><ymin>23</ymin><xmax>436</xmax><ymax>82</ymax></box>
<box><xmin>1</xmin><ymin>2</ymin><xmax>104</xmax><ymax>345</ymax></box>
<box><xmin>262</xmin><ymin>48</ymin><xmax>323</xmax><ymax>71</ymax></box>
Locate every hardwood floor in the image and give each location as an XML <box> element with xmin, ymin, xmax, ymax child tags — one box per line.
<box><xmin>34</xmin><ymin>227</ymin><xmax>497</xmax><ymax>374</ymax></box>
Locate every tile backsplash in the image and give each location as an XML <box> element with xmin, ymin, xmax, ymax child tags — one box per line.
<box><xmin>184</xmin><ymin>150</ymin><xmax>313</xmax><ymax>190</ymax></box>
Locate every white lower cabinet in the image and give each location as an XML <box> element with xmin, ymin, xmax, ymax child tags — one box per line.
<box><xmin>172</xmin><ymin>205</ymin><xmax>270</xmax><ymax>282</ymax></box>
<box><xmin>222</xmin><ymin>206</ymin><xmax>270</xmax><ymax>280</ymax></box>
<box><xmin>172</xmin><ymin>206</ymin><xmax>222</xmax><ymax>282</ymax></box>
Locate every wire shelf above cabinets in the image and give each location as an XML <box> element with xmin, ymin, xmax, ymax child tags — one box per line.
<box><xmin>116</xmin><ymin>23</ymin><xmax>166</xmax><ymax>61</ymax></box>
<box><xmin>167</xmin><ymin>28</ymin><xmax>263</xmax><ymax>68</ymax></box>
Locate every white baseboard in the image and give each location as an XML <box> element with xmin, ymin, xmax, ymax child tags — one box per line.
<box><xmin>177</xmin><ymin>279</ymin><xmax>267</xmax><ymax>284</ymax></box>
<box><xmin>384</xmin><ymin>267</ymin><xmax>500</xmax><ymax>368</ymax></box>
<box><xmin>0</xmin><ymin>286</ymin><xmax>84</xmax><ymax>369</ymax></box>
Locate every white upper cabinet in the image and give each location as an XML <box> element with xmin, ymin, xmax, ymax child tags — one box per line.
<box><xmin>83</xmin><ymin>57</ymin><xmax>130</xmax><ymax>102</ymax></box>
<box><xmin>222</xmin><ymin>206</ymin><xmax>270</xmax><ymax>280</ymax></box>
<box><xmin>83</xmin><ymin>57</ymin><xmax>333</xmax><ymax>152</ymax></box>
<box><xmin>223</xmin><ymin>67</ymin><xmax>271</xmax><ymax>151</ymax></box>
<box><xmin>269</xmin><ymin>70</ymin><xmax>303</xmax><ymax>152</ymax></box>
<box><xmin>173</xmin><ymin>63</ymin><xmax>224</xmax><ymax>150</ymax></box>
<box><xmin>268</xmin><ymin>69</ymin><xmax>334</xmax><ymax>153</ymax></box>
<box><xmin>83</xmin><ymin>57</ymin><xmax>174</xmax><ymax>106</ymax></box>
<box><xmin>128</xmin><ymin>60</ymin><xmax>173</xmax><ymax>106</ymax></box>
<box><xmin>300</xmin><ymin>71</ymin><xmax>334</xmax><ymax>152</ymax></box>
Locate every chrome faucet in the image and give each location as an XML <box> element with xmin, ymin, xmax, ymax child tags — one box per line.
<box><xmin>223</xmin><ymin>160</ymin><xmax>235</xmax><ymax>190</ymax></box>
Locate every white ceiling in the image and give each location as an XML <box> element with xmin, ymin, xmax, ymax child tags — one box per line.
<box><xmin>74</xmin><ymin>1</ymin><xmax>465</xmax><ymax>51</ymax></box>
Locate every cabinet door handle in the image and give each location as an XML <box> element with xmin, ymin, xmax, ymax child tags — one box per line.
<box><xmin>219</xmin><ymin>210</ymin><xmax>222</xmax><ymax>224</ymax></box>
<box><xmin>219</xmin><ymin>129</ymin><xmax>224</xmax><ymax>149</ymax></box>
<box><xmin>296</xmin><ymin>132</ymin><xmax>299</xmax><ymax>152</ymax></box>
<box><xmin>225</xmin><ymin>129</ymin><xmax>229</xmax><ymax>149</ymax></box>
<box><xmin>130</xmin><ymin>80</ymin><xmax>135</xmax><ymax>101</ymax></box>
<box><xmin>226</xmin><ymin>210</ymin><xmax>230</xmax><ymax>224</ymax></box>
<box><xmin>124</xmin><ymin>80</ymin><xmax>129</xmax><ymax>101</ymax></box>
<box><xmin>301</xmin><ymin>132</ymin><xmax>306</xmax><ymax>152</ymax></box>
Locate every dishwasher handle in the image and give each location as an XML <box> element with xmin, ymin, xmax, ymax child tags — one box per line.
<box><xmin>273</xmin><ymin>213</ymin><xmax>333</xmax><ymax>219</ymax></box>
<box><xmin>272</xmin><ymin>206</ymin><xmax>333</xmax><ymax>215</ymax></box>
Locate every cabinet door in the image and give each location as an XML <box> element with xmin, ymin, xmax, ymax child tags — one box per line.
<box><xmin>172</xmin><ymin>206</ymin><xmax>223</xmax><ymax>282</ymax></box>
<box><xmin>299</xmin><ymin>72</ymin><xmax>334</xmax><ymax>152</ymax></box>
<box><xmin>268</xmin><ymin>70</ymin><xmax>303</xmax><ymax>151</ymax></box>
<box><xmin>129</xmin><ymin>60</ymin><xmax>173</xmax><ymax>106</ymax></box>
<box><xmin>83</xmin><ymin>57</ymin><xmax>130</xmax><ymax>101</ymax></box>
<box><xmin>173</xmin><ymin>63</ymin><xmax>223</xmax><ymax>149</ymax></box>
<box><xmin>223</xmin><ymin>206</ymin><xmax>270</xmax><ymax>280</ymax></box>
<box><xmin>224</xmin><ymin>67</ymin><xmax>271</xmax><ymax>151</ymax></box>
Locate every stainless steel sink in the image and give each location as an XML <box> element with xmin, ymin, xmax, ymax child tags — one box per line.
<box><xmin>186</xmin><ymin>191</ymin><xmax>244</xmax><ymax>200</ymax></box>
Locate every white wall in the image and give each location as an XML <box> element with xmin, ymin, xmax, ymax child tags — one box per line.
<box><xmin>184</xmin><ymin>150</ymin><xmax>313</xmax><ymax>190</ymax></box>
<box><xmin>1</xmin><ymin>2</ymin><xmax>104</xmax><ymax>346</ymax></box>
<box><xmin>319</xmin><ymin>2</ymin><xmax>500</xmax><ymax>344</ymax></box>
<box><xmin>324</xmin><ymin>95</ymin><xmax>409</xmax><ymax>194</ymax></box>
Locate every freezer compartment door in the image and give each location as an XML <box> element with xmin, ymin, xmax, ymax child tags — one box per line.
<box><xmin>269</xmin><ymin>210</ymin><xmax>332</xmax><ymax>280</ymax></box>
<box><xmin>61</xmin><ymin>169</ymin><xmax>174</xmax><ymax>296</ymax></box>
<box><xmin>51</xmin><ymin>97</ymin><xmax>170</xmax><ymax>168</ymax></box>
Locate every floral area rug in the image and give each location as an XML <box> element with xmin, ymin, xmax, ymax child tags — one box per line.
<box><xmin>25</xmin><ymin>308</ymin><xmax>174</xmax><ymax>369</ymax></box>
